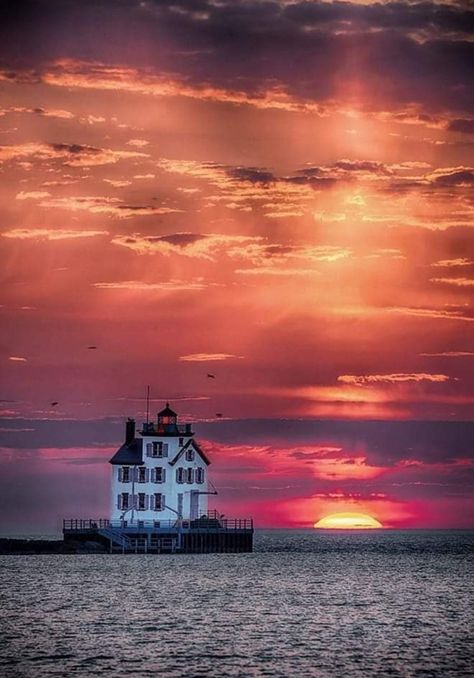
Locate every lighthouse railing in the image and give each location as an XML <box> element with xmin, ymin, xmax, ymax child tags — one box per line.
<box><xmin>63</xmin><ymin>516</ymin><xmax>253</xmax><ymax>532</ymax></box>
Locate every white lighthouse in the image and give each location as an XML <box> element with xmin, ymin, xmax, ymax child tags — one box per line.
<box><xmin>109</xmin><ymin>404</ymin><xmax>212</xmax><ymax>526</ymax></box>
<box><xmin>63</xmin><ymin>402</ymin><xmax>253</xmax><ymax>552</ymax></box>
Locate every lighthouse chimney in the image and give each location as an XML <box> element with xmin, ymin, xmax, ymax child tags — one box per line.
<box><xmin>125</xmin><ymin>418</ymin><xmax>135</xmax><ymax>445</ymax></box>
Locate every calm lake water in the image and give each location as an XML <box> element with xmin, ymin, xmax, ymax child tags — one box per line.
<box><xmin>0</xmin><ymin>530</ymin><xmax>472</xmax><ymax>677</ymax></box>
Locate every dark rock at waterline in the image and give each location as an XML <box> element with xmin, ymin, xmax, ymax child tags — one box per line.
<box><xmin>0</xmin><ymin>538</ymin><xmax>107</xmax><ymax>554</ymax></box>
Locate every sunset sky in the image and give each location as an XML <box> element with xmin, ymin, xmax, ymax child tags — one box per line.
<box><xmin>1</xmin><ymin>0</ymin><xmax>473</xmax><ymax>533</ymax></box>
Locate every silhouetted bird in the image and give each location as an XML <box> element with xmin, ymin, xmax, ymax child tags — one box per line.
<box><xmin>87</xmin><ymin>346</ymin><xmax>97</xmax><ymax>350</ymax></box>
<box><xmin>216</xmin><ymin>413</ymin><xmax>223</xmax><ymax>418</ymax></box>
<box><xmin>51</xmin><ymin>402</ymin><xmax>58</xmax><ymax>406</ymax></box>
<box><xmin>207</xmin><ymin>373</ymin><xmax>216</xmax><ymax>379</ymax></box>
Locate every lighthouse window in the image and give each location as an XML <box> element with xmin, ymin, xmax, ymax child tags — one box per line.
<box><xmin>186</xmin><ymin>468</ymin><xmax>194</xmax><ymax>484</ymax></box>
<box><xmin>185</xmin><ymin>448</ymin><xmax>195</xmax><ymax>462</ymax></box>
<box><xmin>137</xmin><ymin>493</ymin><xmax>146</xmax><ymax>510</ymax></box>
<box><xmin>151</xmin><ymin>442</ymin><xmax>169</xmax><ymax>458</ymax></box>
<box><xmin>154</xmin><ymin>493</ymin><xmax>165</xmax><ymax>511</ymax></box>
<box><xmin>196</xmin><ymin>468</ymin><xmax>205</xmax><ymax>484</ymax></box>
<box><xmin>154</xmin><ymin>467</ymin><xmax>166</xmax><ymax>483</ymax></box>
<box><xmin>138</xmin><ymin>467</ymin><xmax>147</xmax><ymax>483</ymax></box>
<box><xmin>121</xmin><ymin>493</ymin><xmax>129</xmax><ymax>510</ymax></box>
<box><xmin>176</xmin><ymin>468</ymin><xmax>185</xmax><ymax>484</ymax></box>
<box><xmin>121</xmin><ymin>467</ymin><xmax>130</xmax><ymax>483</ymax></box>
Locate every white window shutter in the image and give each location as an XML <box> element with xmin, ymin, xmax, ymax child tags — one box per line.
<box><xmin>146</xmin><ymin>443</ymin><xmax>152</xmax><ymax>457</ymax></box>
<box><xmin>118</xmin><ymin>468</ymin><xmax>122</xmax><ymax>482</ymax></box>
<box><xmin>146</xmin><ymin>468</ymin><xmax>150</xmax><ymax>482</ymax></box>
<box><xmin>161</xmin><ymin>494</ymin><xmax>166</xmax><ymax>510</ymax></box>
<box><xmin>162</xmin><ymin>468</ymin><xmax>166</xmax><ymax>483</ymax></box>
<box><xmin>145</xmin><ymin>495</ymin><xmax>149</xmax><ymax>510</ymax></box>
<box><xmin>163</xmin><ymin>443</ymin><xmax>169</xmax><ymax>457</ymax></box>
<box><xmin>190</xmin><ymin>468</ymin><xmax>195</xmax><ymax>483</ymax></box>
<box><xmin>117</xmin><ymin>494</ymin><xmax>121</xmax><ymax>509</ymax></box>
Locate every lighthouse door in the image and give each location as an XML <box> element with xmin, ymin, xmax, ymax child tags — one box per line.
<box><xmin>190</xmin><ymin>491</ymin><xmax>199</xmax><ymax>520</ymax></box>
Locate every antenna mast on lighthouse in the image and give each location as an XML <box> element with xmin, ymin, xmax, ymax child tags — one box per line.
<box><xmin>146</xmin><ymin>385</ymin><xmax>150</xmax><ymax>425</ymax></box>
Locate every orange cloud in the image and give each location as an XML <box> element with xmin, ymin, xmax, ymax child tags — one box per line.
<box><xmin>40</xmin><ymin>59</ymin><xmax>328</xmax><ymax>115</ymax></box>
<box><xmin>0</xmin><ymin>142</ymin><xmax>147</xmax><ymax>166</ymax></box>
<box><xmin>16</xmin><ymin>191</ymin><xmax>51</xmax><ymax>200</ymax></box>
<box><xmin>235</xmin><ymin>267</ymin><xmax>316</xmax><ymax>276</ymax></box>
<box><xmin>338</xmin><ymin>373</ymin><xmax>452</xmax><ymax>385</ymax></box>
<box><xmin>126</xmin><ymin>139</ymin><xmax>149</xmax><ymax>147</ymax></box>
<box><xmin>9</xmin><ymin>61</ymin><xmax>464</xmax><ymax>136</ymax></box>
<box><xmin>388</xmin><ymin>306</ymin><xmax>474</xmax><ymax>323</ymax></box>
<box><xmin>310</xmin><ymin>456</ymin><xmax>387</xmax><ymax>481</ymax></box>
<box><xmin>92</xmin><ymin>279</ymin><xmax>216</xmax><ymax>292</ymax></box>
<box><xmin>103</xmin><ymin>179</ymin><xmax>132</xmax><ymax>187</ymax></box>
<box><xmin>157</xmin><ymin>158</ymin><xmax>316</xmax><ymax>216</ymax></box>
<box><xmin>111</xmin><ymin>233</ymin><xmax>261</xmax><ymax>260</ymax></box>
<box><xmin>430</xmin><ymin>277</ymin><xmax>474</xmax><ymax>287</ymax></box>
<box><xmin>431</xmin><ymin>258</ymin><xmax>473</xmax><ymax>268</ymax></box>
<box><xmin>39</xmin><ymin>196</ymin><xmax>180</xmax><ymax>218</ymax></box>
<box><xmin>2</xmin><ymin>228</ymin><xmax>108</xmax><ymax>240</ymax></box>
<box><xmin>419</xmin><ymin>351</ymin><xmax>474</xmax><ymax>357</ymax></box>
<box><xmin>229</xmin><ymin>243</ymin><xmax>351</xmax><ymax>265</ymax></box>
<box><xmin>0</xmin><ymin>106</ymin><xmax>75</xmax><ymax>119</ymax></box>
<box><xmin>179</xmin><ymin>353</ymin><xmax>243</xmax><ymax>362</ymax></box>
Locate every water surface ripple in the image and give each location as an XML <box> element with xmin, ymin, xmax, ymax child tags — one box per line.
<box><xmin>0</xmin><ymin>530</ymin><xmax>472</xmax><ymax>677</ymax></box>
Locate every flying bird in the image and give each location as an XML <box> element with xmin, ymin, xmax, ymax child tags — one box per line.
<box><xmin>87</xmin><ymin>346</ymin><xmax>97</xmax><ymax>350</ymax></box>
<box><xmin>216</xmin><ymin>413</ymin><xmax>223</xmax><ymax>418</ymax></box>
<box><xmin>207</xmin><ymin>373</ymin><xmax>216</xmax><ymax>379</ymax></box>
<box><xmin>50</xmin><ymin>401</ymin><xmax>59</xmax><ymax>407</ymax></box>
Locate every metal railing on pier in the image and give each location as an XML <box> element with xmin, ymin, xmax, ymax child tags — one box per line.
<box><xmin>63</xmin><ymin>513</ymin><xmax>253</xmax><ymax>532</ymax></box>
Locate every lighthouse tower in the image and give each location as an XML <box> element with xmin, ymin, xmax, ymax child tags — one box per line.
<box><xmin>109</xmin><ymin>404</ymin><xmax>211</xmax><ymax>525</ymax></box>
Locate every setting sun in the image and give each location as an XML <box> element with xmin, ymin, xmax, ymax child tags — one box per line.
<box><xmin>314</xmin><ymin>512</ymin><xmax>383</xmax><ymax>529</ymax></box>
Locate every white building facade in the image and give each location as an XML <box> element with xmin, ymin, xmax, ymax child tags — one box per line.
<box><xmin>109</xmin><ymin>404</ymin><xmax>211</xmax><ymax>525</ymax></box>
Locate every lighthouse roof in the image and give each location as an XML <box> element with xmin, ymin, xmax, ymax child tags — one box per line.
<box><xmin>158</xmin><ymin>402</ymin><xmax>177</xmax><ymax>417</ymax></box>
<box><xmin>170</xmin><ymin>438</ymin><xmax>211</xmax><ymax>466</ymax></box>
<box><xmin>109</xmin><ymin>438</ymin><xmax>144</xmax><ymax>465</ymax></box>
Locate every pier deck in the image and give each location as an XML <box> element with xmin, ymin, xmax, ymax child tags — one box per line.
<box><xmin>63</xmin><ymin>514</ymin><xmax>253</xmax><ymax>553</ymax></box>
